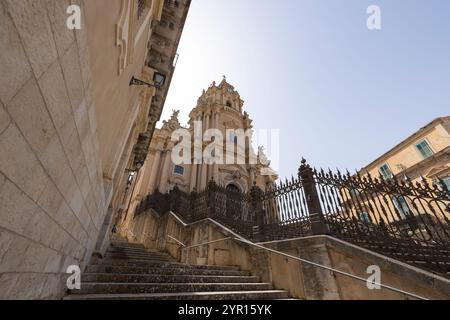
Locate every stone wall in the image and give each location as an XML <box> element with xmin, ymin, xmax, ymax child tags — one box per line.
<box><xmin>259</xmin><ymin>236</ymin><xmax>450</xmax><ymax>300</ymax></box>
<box><xmin>0</xmin><ymin>0</ymin><xmax>105</xmax><ymax>299</ymax></box>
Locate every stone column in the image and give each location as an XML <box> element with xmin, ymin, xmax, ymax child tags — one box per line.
<box><xmin>148</xmin><ymin>149</ymin><xmax>162</xmax><ymax>193</ymax></box>
<box><xmin>250</xmin><ymin>168</ymin><xmax>256</xmax><ymax>186</ymax></box>
<box><xmin>202</xmin><ymin>113</ymin><xmax>207</xmax><ymax>132</ymax></box>
<box><xmin>205</xmin><ymin>113</ymin><xmax>210</xmax><ymax>131</ymax></box>
<box><xmin>212</xmin><ymin>112</ymin><xmax>220</xmax><ymax>182</ymax></box>
<box><xmin>198</xmin><ymin>113</ymin><xmax>209</xmax><ymax>190</ymax></box>
<box><xmin>191</xmin><ymin>114</ymin><xmax>203</xmax><ymax>191</ymax></box>
<box><xmin>215</xmin><ymin>110</ymin><xmax>220</xmax><ymax>129</ymax></box>
<box><xmin>200</xmin><ymin>159</ymin><xmax>208</xmax><ymax>190</ymax></box>
<box><xmin>158</xmin><ymin>149</ymin><xmax>172</xmax><ymax>193</ymax></box>
<box><xmin>207</xmin><ymin>165</ymin><xmax>212</xmax><ymax>183</ymax></box>
<box><xmin>213</xmin><ymin>164</ymin><xmax>219</xmax><ymax>183</ymax></box>
<box><xmin>189</xmin><ymin>163</ymin><xmax>198</xmax><ymax>191</ymax></box>
<box><xmin>206</xmin><ymin>113</ymin><xmax>212</xmax><ymax>182</ymax></box>
<box><xmin>136</xmin><ymin>155</ymin><xmax>154</xmax><ymax>197</ymax></box>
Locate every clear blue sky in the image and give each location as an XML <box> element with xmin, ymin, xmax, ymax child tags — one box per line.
<box><xmin>163</xmin><ymin>0</ymin><xmax>450</xmax><ymax>180</ymax></box>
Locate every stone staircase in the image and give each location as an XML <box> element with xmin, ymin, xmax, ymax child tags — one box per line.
<box><xmin>64</xmin><ymin>239</ymin><xmax>289</xmax><ymax>300</ymax></box>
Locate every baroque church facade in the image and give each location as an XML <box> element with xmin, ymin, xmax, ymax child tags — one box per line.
<box><xmin>130</xmin><ymin>78</ymin><xmax>276</xmax><ymax>199</ymax></box>
<box><xmin>117</xmin><ymin>78</ymin><xmax>278</xmax><ymax>232</ymax></box>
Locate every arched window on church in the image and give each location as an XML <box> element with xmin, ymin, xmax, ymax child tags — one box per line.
<box><xmin>226</xmin><ymin>101</ymin><xmax>232</xmax><ymax>108</ymax></box>
<box><xmin>229</xmin><ymin>132</ymin><xmax>238</xmax><ymax>144</ymax></box>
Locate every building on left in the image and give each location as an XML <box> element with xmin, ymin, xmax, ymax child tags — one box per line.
<box><xmin>0</xmin><ymin>0</ymin><xmax>190</xmax><ymax>299</ymax></box>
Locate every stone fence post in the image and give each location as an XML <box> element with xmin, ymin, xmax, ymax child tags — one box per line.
<box><xmin>299</xmin><ymin>158</ymin><xmax>328</xmax><ymax>235</ymax></box>
<box><xmin>250</xmin><ymin>182</ymin><xmax>265</xmax><ymax>242</ymax></box>
<box><xmin>188</xmin><ymin>188</ymin><xmax>197</xmax><ymax>221</ymax></box>
<box><xmin>207</xmin><ymin>179</ymin><xmax>217</xmax><ymax>218</ymax></box>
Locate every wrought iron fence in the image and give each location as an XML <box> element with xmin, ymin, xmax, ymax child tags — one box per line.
<box><xmin>311</xmin><ymin>162</ymin><xmax>450</xmax><ymax>275</ymax></box>
<box><xmin>136</xmin><ymin>180</ymin><xmax>255</xmax><ymax>239</ymax></box>
<box><xmin>314</xmin><ymin>167</ymin><xmax>450</xmax><ymax>246</ymax></box>
<box><xmin>260</xmin><ymin>178</ymin><xmax>311</xmax><ymax>240</ymax></box>
<box><xmin>134</xmin><ymin>158</ymin><xmax>450</xmax><ymax>276</ymax></box>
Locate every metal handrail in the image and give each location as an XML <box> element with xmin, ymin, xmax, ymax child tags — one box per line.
<box><xmin>184</xmin><ymin>237</ymin><xmax>232</xmax><ymax>249</ymax></box>
<box><xmin>174</xmin><ymin>235</ymin><xmax>429</xmax><ymax>300</ymax></box>
<box><xmin>167</xmin><ymin>235</ymin><xmax>186</xmax><ymax>247</ymax></box>
<box><xmin>233</xmin><ymin>237</ymin><xmax>429</xmax><ymax>300</ymax></box>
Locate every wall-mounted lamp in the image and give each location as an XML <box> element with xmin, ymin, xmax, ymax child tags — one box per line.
<box><xmin>135</xmin><ymin>161</ymin><xmax>144</xmax><ymax>170</ymax></box>
<box><xmin>129</xmin><ymin>72</ymin><xmax>166</xmax><ymax>88</ymax></box>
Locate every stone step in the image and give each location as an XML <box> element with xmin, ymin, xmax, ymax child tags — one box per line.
<box><xmin>108</xmin><ymin>247</ymin><xmax>171</xmax><ymax>255</ymax></box>
<box><xmin>104</xmin><ymin>253</ymin><xmax>173</xmax><ymax>262</ymax></box>
<box><xmin>64</xmin><ymin>290</ymin><xmax>289</xmax><ymax>300</ymax></box>
<box><xmin>86</xmin><ymin>265</ymin><xmax>252</xmax><ymax>277</ymax></box>
<box><xmin>64</xmin><ymin>240</ymin><xmax>292</xmax><ymax>300</ymax></box>
<box><xmin>82</xmin><ymin>273</ymin><xmax>261</xmax><ymax>284</ymax></box>
<box><xmin>106</xmin><ymin>251</ymin><xmax>173</xmax><ymax>260</ymax></box>
<box><xmin>71</xmin><ymin>283</ymin><xmax>274</xmax><ymax>295</ymax></box>
<box><xmin>109</xmin><ymin>245</ymin><xmax>148</xmax><ymax>252</ymax></box>
<box><xmin>97</xmin><ymin>259</ymin><xmax>241</xmax><ymax>271</ymax></box>
<box><xmin>111</xmin><ymin>240</ymin><xmax>144</xmax><ymax>244</ymax></box>
<box><xmin>106</xmin><ymin>252</ymin><xmax>173</xmax><ymax>260</ymax></box>
<box><xmin>110</xmin><ymin>243</ymin><xmax>149</xmax><ymax>250</ymax></box>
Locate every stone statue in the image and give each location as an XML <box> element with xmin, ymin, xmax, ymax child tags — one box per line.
<box><xmin>258</xmin><ymin>146</ymin><xmax>270</xmax><ymax>166</ymax></box>
<box><xmin>171</xmin><ymin>109</ymin><xmax>180</xmax><ymax>119</ymax></box>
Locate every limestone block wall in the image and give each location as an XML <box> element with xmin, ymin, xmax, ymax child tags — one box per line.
<box><xmin>263</xmin><ymin>236</ymin><xmax>450</xmax><ymax>300</ymax></box>
<box><xmin>0</xmin><ymin>0</ymin><xmax>106</xmax><ymax>299</ymax></box>
<box><xmin>129</xmin><ymin>210</ymin><xmax>255</xmax><ymax>272</ymax></box>
<box><xmin>129</xmin><ymin>210</ymin><xmax>187</xmax><ymax>261</ymax></box>
<box><xmin>325</xmin><ymin>237</ymin><xmax>450</xmax><ymax>300</ymax></box>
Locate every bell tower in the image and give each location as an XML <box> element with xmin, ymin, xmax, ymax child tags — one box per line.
<box><xmin>186</xmin><ymin>77</ymin><xmax>275</xmax><ymax>192</ymax></box>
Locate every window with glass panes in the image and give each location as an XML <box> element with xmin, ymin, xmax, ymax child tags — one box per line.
<box><xmin>416</xmin><ymin>140</ymin><xmax>434</xmax><ymax>159</ymax></box>
<box><xmin>392</xmin><ymin>196</ymin><xmax>411</xmax><ymax>219</ymax></box>
<box><xmin>379</xmin><ymin>164</ymin><xmax>393</xmax><ymax>180</ymax></box>
<box><xmin>174</xmin><ymin>165</ymin><xmax>184</xmax><ymax>175</ymax></box>
<box><xmin>443</xmin><ymin>177</ymin><xmax>450</xmax><ymax>193</ymax></box>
